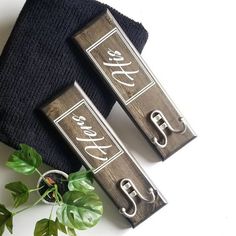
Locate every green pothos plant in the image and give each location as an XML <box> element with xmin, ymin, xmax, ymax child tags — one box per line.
<box><xmin>0</xmin><ymin>144</ymin><xmax>103</xmax><ymax>236</ymax></box>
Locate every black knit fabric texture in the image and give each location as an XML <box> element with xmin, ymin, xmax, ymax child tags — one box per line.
<box><xmin>0</xmin><ymin>0</ymin><xmax>148</xmax><ymax>173</ymax></box>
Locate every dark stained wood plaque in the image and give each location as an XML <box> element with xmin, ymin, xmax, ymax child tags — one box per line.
<box><xmin>73</xmin><ymin>10</ymin><xmax>196</xmax><ymax>160</ymax></box>
<box><xmin>41</xmin><ymin>82</ymin><xmax>167</xmax><ymax>227</ymax></box>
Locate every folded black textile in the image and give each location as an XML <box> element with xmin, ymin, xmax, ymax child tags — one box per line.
<box><xmin>0</xmin><ymin>0</ymin><xmax>148</xmax><ymax>173</ymax></box>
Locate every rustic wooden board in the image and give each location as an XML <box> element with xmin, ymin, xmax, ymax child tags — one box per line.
<box><xmin>73</xmin><ymin>9</ymin><xmax>196</xmax><ymax>160</ymax></box>
<box><xmin>41</xmin><ymin>82</ymin><xmax>166</xmax><ymax>227</ymax></box>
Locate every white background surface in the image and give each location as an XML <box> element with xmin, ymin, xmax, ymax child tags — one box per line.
<box><xmin>1</xmin><ymin>0</ymin><xmax>236</xmax><ymax>235</ymax></box>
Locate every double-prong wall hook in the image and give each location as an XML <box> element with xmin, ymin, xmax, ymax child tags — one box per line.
<box><xmin>119</xmin><ymin>178</ymin><xmax>156</xmax><ymax>218</ymax></box>
<box><xmin>150</xmin><ymin>110</ymin><xmax>187</xmax><ymax>149</ymax></box>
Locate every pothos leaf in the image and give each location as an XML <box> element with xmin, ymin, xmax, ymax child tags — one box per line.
<box><xmin>68</xmin><ymin>170</ymin><xmax>94</xmax><ymax>193</ymax></box>
<box><xmin>0</xmin><ymin>204</ymin><xmax>13</xmax><ymax>236</ymax></box>
<box><xmin>55</xmin><ymin>218</ymin><xmax>67</xmax><ymax>234</ymax></box>
<box><xmin>34</xmin><ymin>219</ymin><xmax>58</xmax><ymax>236</ymax></box>
<box><xmin>56</xmin><ymin>191</ymin><xmax>103</xmax><ymax>230</ymax></box>
<box><xmin>5</xmin><ymin>181</ymin><xmax>29</xmax><ymax>208</ymax></box>
<box><xmin>6</xmin><ymin>144</ymin><xmax>42</xmax><ymax>175</ymax></box>
<box><xmin>67</xmin><ymin>227</ymin><xmax>77</xmax><ymax>236</ymax></box>
<box><xmin>5</xmin><ymin>217</ymin><xmax>13</xmax><ymax>234</ymax></box>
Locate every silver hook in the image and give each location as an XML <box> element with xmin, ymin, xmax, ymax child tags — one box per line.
<box><xmin>150</xmin><ymin>110</ymin><xmax>187</xmax><ymax>149</ymax></box>
<box><xmin>119</xmin><ymin>178</ymin><xmax>156</xmax><ymax>218</ymax></box>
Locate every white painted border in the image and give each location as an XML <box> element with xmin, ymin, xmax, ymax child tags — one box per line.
<box><xmin>53</xmin><ymin>99</ymin><xmax>124</xmax><ymax>174</ymax></box>
<box><xmin>86</xmin><ymin>28</ymin><xmax>155</xmax><ymax>105</ymax></box>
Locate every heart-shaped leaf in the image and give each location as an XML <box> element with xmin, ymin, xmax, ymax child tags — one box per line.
<box><xmin>67</xmin><ymin>227</ymin><xmax>77</xmax><ymax>236</ymax></box>
<box><xmin>68</xmin><ymin>171</ymin><xmax>94</xmax><ymax>193</ymax></box>
<box><xmin>55</xmin><ymin>218</ymin><xmax>67</xmax><ymax>234</ymax></box>
<box><xmin>34</xmin><ymin>219</ymin><xmax>58</xmax><ymax>236</ymax></box>
<box><xmin>5</xmin><ymin>182</ymin><xmax>29</xmax><ymax>208</ymax></box>
<box><xmin>0</xmin><ymin>204</ymin><xmax>13</xmax><ymax>236</ymax></box>
<box><xmin>57</xmin><ymin>191</ymin><xmax>103</xmax><ymax>230</ymax></box>
<box><xmin>6</xmin><ymin>144</ymin><xmax>42</xmax><ymax>175</ymax></box>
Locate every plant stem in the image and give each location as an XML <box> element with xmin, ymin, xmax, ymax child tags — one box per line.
<box><xmin>35</xmin><ymin>168</ymin><xmax>44</xmax><ymax>178</ymax></box>
<box><xmin>54</xmin><ymin>184</ymin><xmax>62</xmax><ymax>206</ymax></box>
<box><xmin>28</xmin><ymin>186</ymin><xmax>44</xmax><ymax>193</ymax></box>
<box><xmin>57</xmin><ymin>191</ymin><xmax>64</xmax><ymax>204</ymax></box>
<box><xmin>49</xmin><ymin>205</ymin><xmax>54</xmax><ymax>220</ymax></box>
<box><xmin>35</xmin><ymin>168</ymin><xmax>50</xmax><ymax>187</ymax></box>
<box><xmin>12</xmin><ymin>187</ymin><xmax>55</xmax><ymax>216</ymax></box>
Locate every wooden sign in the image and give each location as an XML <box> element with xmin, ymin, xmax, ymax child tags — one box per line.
<box><xmin>73</xmin><ymin>10</ymin><xmax>196</xmax><ymax>160</ymax></box>
<box><xmin>41</xmin><ymin>82</ymin><xmax>167</xmax><ymax>227</ymax></box>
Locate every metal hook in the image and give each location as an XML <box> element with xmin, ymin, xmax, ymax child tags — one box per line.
<box><xmin>119</xmin><ymin>178</ymin><xmax>156</xmax><ymax>218</ymax></box>
<box><xmin>150</xmin><ymin>110</ymin><xmax>187</xmax><ymax>149</ymax></box>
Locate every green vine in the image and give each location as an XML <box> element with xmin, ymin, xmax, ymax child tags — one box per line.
<box><xmin>0</xmin><ymin>144</ymin><xmax>103</xmax><ymax>236</ymax></box>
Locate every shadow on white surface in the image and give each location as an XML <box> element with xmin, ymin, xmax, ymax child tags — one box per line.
<box><xmin>107</xmin><ymin>103</ymin><xmax>162</xmax><ymax>164</ymax></box>
<box><xmin>93</xmin><ymin>182</ymin><xmax>130</xmax><ymax>229</ymax></box>
<box><xmin>0</xmin><ymin>18</ymin><xmax>15</xmax><ymax>54</ymax></box>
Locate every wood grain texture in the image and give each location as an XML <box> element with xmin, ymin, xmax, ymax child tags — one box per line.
<box><xmin>73</xmin><ymin>10</ymin><xmax>196</xmax><ymax>160</ymax></box>
<box><xmin>41</xmin><ymin>82</ymin><xmax>166</xmax><ymax>227</ymax></box>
